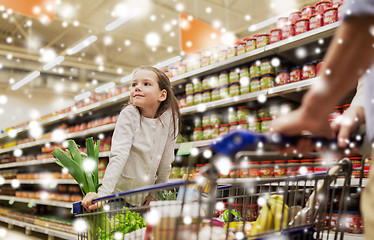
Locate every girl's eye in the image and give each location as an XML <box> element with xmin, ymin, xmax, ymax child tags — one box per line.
<box><xmin>144</xmin><ymin>82</ymin><xmax>150</xmax><ymax>86</ymax></box>
<box><xmin>131</xmin><ymin>83</ymin><xmax>136</xmax><ymax>87</ymax></box>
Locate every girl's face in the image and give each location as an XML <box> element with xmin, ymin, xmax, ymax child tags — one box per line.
<box><xmin>130</xmin><ymin>69</ymin><xmax>166</xmax><ymax>115</ymax></box>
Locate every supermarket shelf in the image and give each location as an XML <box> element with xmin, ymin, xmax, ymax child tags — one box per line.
<box><xmin>341</xmin><ymin>233</ymin><xmax>364</xmax><ymax>240</ymax></box>
<box><xmin>0</xmin><ymin>195</ymin><xmax>72</xmax><ymax>208</ymax></box>
<box><xmin>3</xmin><ymin>179</ymin><xmax>77</xmax><ymax>185</ymax></box>
<box><xmin>0</xmin><ymin>158</ymin><xmax>55</xmax><ymax>169</ymax></box>
<box><xmin>0</xmin><ymin>215</ymin><xmax>77</xmax><ymax>240</ymax></box>
<box><xmin>170</xmin><ymin>21</ymin><xmax>340</xmax><ymax>85</ymax></box>
<box><xmin>0</xmin><ymin>92</ymin><xmax>130</xmax><ymax>140</ymax></box>
<box><xmin>175</xmin><ymin>139</ymin><xmax>213</xmax><ymax>149</ymax></box>
<box><xmin>217</xmin><ymin>177</ymin><xmax>368</xmax><ymax>187</ymax></box>
<box><xmin>0</xmin><ymin>22</ymin><xmax>341</xmax><ymax>141</ymax></box>
<box><xmin>180</xmin><ymin>78</ymin><xmax>317</xmax><ymax>115</ymax></box>
<box><xmin>0</xmin><ymin>123</ymin><xmax>116</xmax><ymax>154</ymax></box>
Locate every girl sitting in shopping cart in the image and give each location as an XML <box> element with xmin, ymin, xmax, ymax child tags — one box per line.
<box><xmin>82</xmin><ymin>66</ymin><xmax>181</xmax><ymax>211</ymax></box>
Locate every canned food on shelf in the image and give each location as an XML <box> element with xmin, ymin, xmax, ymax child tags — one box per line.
<box><xmin>270</xmin><ymin>28</ymin><xmax>282</xmax><ymax>43</ymax></box>
<box><xmin>250</xmin><ymin>77</ymin><xmax>261</xmax><ymax>92</ymax></box>
<box><xmin>256</xmin><ymin>34</ymin><xmax>270</xmax><ymax>48</ymax></box>
<box><xmin>295</xmin><ymin>18</ymin><xmax>309</xmax><ymax>35</ymax></box>
<box><xmin>229</xmin><ymin>83</ymin><xmax>240</xmax><ymax>97</ymax></box>
<box><xmin>301</xmin><ymin>5</ymin><xmax>315</xmax><ymax>18</ymax></box>
<box><xmin>229</xmin><ymin>70</ymin><xmax>239</xmax><ymax>84</ymax></box>
<box><xmin>288</xmin><ymin>10</ymin><xmax>302</xmax><ymax>24</ymax></box>
<box><xmin>227</xmin><ymin>45</ymin><xmax>237</xmax><ymax>58</ymax></box>
<box><xmin>282</xmin><ymin>23</ymin><xmax>295</xmax><ymax>39</ymax></box>
<box><xmin>309</xmin><ymin>14</ymin><xmax>323</xmax><ymax>30</ymax></box>
<box><xmin>202</xmin><ymin>90</ymin><xmax>211</xmax><ymax>103</ymax></box>
<box><xmin>193</xmin><ymin>91</ymin><xmax>202</xmax><ymax>105</ymax></box>
<box><xmin>302</xmin><ymin>63</ymin><xmax>316</xmax><ymax>80</ymax></box>
<box><xmin>277</xmin><ymin>17</ymin><xmax>288</xmax><ymax>28</ymax></box>
<box><xmin>244</xmin><ymin>37</ymin><xmax>256</xmax><ymax>51</ymax></box>
<box><xmin>290</xmin><ymin>67</ymin><xmax>301</xmax><ymax>82</ymax></box>
<box><xmin>316</xmin><ymin>0</ymin><xmax>331</xmax><ymax>15</ymax></box>
<box><xmin>324</xmin><ymin>7</ymin><xmax>338</xmax><ymax>25</ymax></box>
<box><xmin>236</xmin><ymin>41</ymin><xmax>246</xmax><ymax>55</ymax></box>
<box><xmin>275</xmin><ymin>70</ymin><xmax>290</xmax><ymax>85</ymax></box>
<box><xmin>260</xmin><ymin>74</ymin><xmax>275</xmax><ymax>89</ymax></box>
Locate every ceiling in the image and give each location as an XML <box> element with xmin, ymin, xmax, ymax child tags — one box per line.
<box><xmin>0</xmin><ymin>0</ymin><xmax>319</xmax><ymax>97</ymax></box>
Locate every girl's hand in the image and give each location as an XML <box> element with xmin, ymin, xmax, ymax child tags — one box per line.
<box><xmin>82</xmin><ymin>192</ymin><xmax>100</xmax><ymax>212</ymax></box>
<box><xmin>142</xmin><ymin>194</ymin><xmax>156</xmax><ymax>206</ymax></box>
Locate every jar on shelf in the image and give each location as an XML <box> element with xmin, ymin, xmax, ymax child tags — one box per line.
<box><xmin>288</xmin><ymin>10</ymin><xmax>302</xmax><ymax>24</ymax></box>
<box><xmin>219</xmin><ymin>85</ymin><xmax>229</xmax><ymax>99</ymax></box>
<box><xmin>276</xmin><ymin>17</ymin><xmax>288</xmax><ymax>28</ymax></box>
<box><xmin>290</xmin><ymin>67</ymin><xmax>301</xmax><ymax>82</ymax></box>
<box><xmin>244</xmin><ymin>37</ymin><xmax>256</xmax><ymax>52</ymax></box>
<box><xmin>309</xmin><ymin>14</ymin><xmax>323</xmax><ymax>30</ymax></box>
<box><xmin>201</xmin><ymin>55</ymin><xmax>210</xmax><ymax>67</ymax></box>
<box><xmin>211</xmin><ymin>88</ymin><xmax>220</xmax><ymax>101</ymax></box>
<box><xmin>299</xmin><ymin>159</ymin><xmax>314</xmax><ymax>174</ymax></box>
<box><xmin>316</xmin><ymin>0</ymin><xmax>331</xmax><ymax>15</ymax></box>
<box><xmin>240</xmin><ymin>66</ymin><xmax>250</xmax><ymax>80</ymax></box>
<box><xmin>210</xmin><ymin>47</ymin><xmax>219</xmax><ymax>65</ymax></box>
<box><xmin>229</xmin><ymin>122</ymin><xmax>239</xmax><ymax>133</ymax></box>
<box><xmin>202</xmin><ymin>77</ymin><xmax>210</xmax><ymax>90</ymax></box>
<box><xmin>256</xmin><ymin>34</ymin><xmax>270</xmax><ymax>48</ymax></box>
<box><xmin>236</xmin><ymin>41</ymin><xmax>246</xmax><ymax>55</ymax></box>
<box><xmin>210</xmin><ymin>113</ymin><xmax>221</xmax><ymax>126</ymax></box>
<box><xmin>275</xmin><ymin>70</ymin><xmax>290</xmax><ymax>85</ymax></box>
<box><xmin>287</xmin><ymin>160</ymin><xmax>300</xmax><ymax>176</ymax></box>
<box><xmin>178</xmin><ymin>97</ymin><xmax>186</xmax><ymax>108</ymax></box>
<box><xmin>202</xmin><ymin>90</ymin><xmax>211</xmax><ymax>103</ymax></box>
<box><xmin>270</xmin><ymin>28</ymin><xmax>282</xmax><ymax>43</ymax></box>
<box><xmin>261</xmin><ymin>117</ymin><xmax>272</xmax><ymax>132</ymax></box>
<box><xmin>229</xmin><ymin>82</ymin><xmax>240</xmax><ymax>97</ymax></box>
<box><xmin>193</xmin><ymin>78</ymin><xmax>202</xmax><ymax>92</ymax></box>
<box><xmin>193</xmin><ymin>128</ymin><xmax>203</xmax><ymax>141</ymax></box>
<box><xmin>302</xmin><ymin>62</ymin><xmax>316</xmax><ymax>80</ymax></box>
<box><xmin>219</xmin><ymin>72</ymin><xmax>229</xmax><ymax>86</ymax></box>
<box><xmin>202</xmin><ymin>114</ymin><xmax>211</xmax><ymax>128</ymax></box>
<box><xmin>260</xmin><ymin>160</ymin><xmax>274</xmax><ymax>178</ymax></box>
<box><xmin>227</xmin><ymin>45</ymin><xmax>237</xmax><ymax>58</ymax></box>
<box><xmin>229</xmin><ymin>70</ymin><xmax>239</xmax><ymax>84</ymax></box>
<box><xmin>186</xmin><ymin>94</ymin><xmax>194</xmax><ymax>106</ymax></box>
<box><xmin>269</xmin><ymin>104</ymin><xmax>280</xmax><ymax>118</ymax></box>
<box><xmin>250</xmin><ymin>77</ymin><xmax>261</xmax><ymax>92</ymax></box>
<box><xmin>324</xmin><ymin>7</ymin><xmax>338</xmax><ymax>25</ymax></box>
<box><xmin>332</xmin><ymin>0</ymin><xmax>343</xmax><ymax>7</ymax></box>
<box><xmin>238</xmin><ymin>121</ymin><xmax>248</xmax><ymax>130</ymax></box>
<box><xmin>210</xmin><ymin>75</ymin><xmax>219</xmax><ymax>89</ymax></box>
<box><xmin>248</xmin><ymin>118</ymin><xmax>261</xmax><ymax>132</ymax></box>
<box><xmin>218</xmin><ymin>46</ymin><xmax>227</xmax><ymax>62</ymax></box>
<box><xmin>249</xmin><ymin>161</ymin><xmax>260</xmax><ymax>177</ymax></box>
<box><xmin>240</xmin><ymin>78</ymin><xmax>250</xmax><ymax>94</ymax></box>
<box><xmin>295</xmin><ymin>18</ymin><xmax>309</xmax><ymax>35</ymax></box>
<box><xmin>260</xmin><ymin>59</ymin><xmax>275</xmax><ymax>75</ymax></box>
<box><xmin>237</xmin><ymin>106</ymin><xmax>250</xmax><ymax>122</ymax></box>
<box><xmin>219</xmin><ymin>124</ymin><xmax>229</xmax><ymax>136</ymax></box>
<box><xmin>250</xmin><ymin>63</ymin><xmax>261</xmax><ymax>78</ymax></box>
<box><xmin>194</xmin><ymin>117</ymin><xmax>202</xmax><ymax>128</ymax></box>
<box><xmin>301</xmin><ymin>5</ymin><xmax>315</xmax><ymax>18</ymax></box>
<box><xmin>185</xmin><ymin>83</ymin><xmax>194</xmax><ymax>95</ymax></box>
<box><xmin>260</xmin><ymin>74</ymin><xmax>275</xmax><ymax>89</ymax></box>
<box><xmin>228</xmin><ymin>109</ymin><xmax>238</xmax><ymax>124</ymax></box>
<box><xmin>211</xmin><ymin>125</ymin><xmax>220</xmax><ymax>139</ymax></box>
<box><xmin>274</xmin><ymin>160</ymin><xmax>287</xmax><ymax>177</ymax></box>
<box><xmin>282</xmin><ymin>23</ymin><xmax>295</xmax><ymax>39</ymax></box>
<box><xmin>203</xmin><ymin>127</ymin><xmax>212</xmax><ymax>140</ymax></box>
<box><xmin>194</xmin><ymin>91</ymin><xmax>202</xmax><ymax>105</ymax></box>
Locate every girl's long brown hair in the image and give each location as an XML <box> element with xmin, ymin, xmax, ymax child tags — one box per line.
<box><xmin>129</xmin><ymin>66</ymin><xmax>181</xmax><ymax>139</ymax></box>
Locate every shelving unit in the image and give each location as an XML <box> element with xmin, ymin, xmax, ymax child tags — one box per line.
<box><xmin>0</xmin><ymin>196</ymin><xmax>72</xmax><ymax>208</ymax></box>
<box><xmin>0</xmin><ymin>215</ymin><xmax>76</xmax><ymax>240</ymax></box>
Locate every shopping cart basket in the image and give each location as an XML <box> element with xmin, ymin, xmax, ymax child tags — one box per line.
<box><xmin>72</xmin><ymin>131</ymin><xmax>355</xmax><ymax>240</ymax></box>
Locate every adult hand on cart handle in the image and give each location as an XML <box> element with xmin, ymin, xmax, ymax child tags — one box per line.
<box><xmin>271</xmin><ymin>105</ymin><xmax>334</xmax><ymax>154</ymax></box>
<box><xmin>82</xmin><ymin>192</ymin><xmax>101</xmax><ymax>212</ymax></box>
<box><xmin>331</xmin><ymin>105</ymin><xmax>365</xmax><ymax>149</ymax></box>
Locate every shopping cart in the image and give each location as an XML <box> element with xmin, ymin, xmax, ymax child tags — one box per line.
<box><xmin>72</xmin><ymin>131</ymin><xmax>355</xmax><ymax>240</ymax></box>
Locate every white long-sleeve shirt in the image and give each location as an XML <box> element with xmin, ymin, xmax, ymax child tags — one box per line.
<box><xmin>98</xmin><ymin>105</ymin><xmax>177</xmax><ymax>201</ymax></box>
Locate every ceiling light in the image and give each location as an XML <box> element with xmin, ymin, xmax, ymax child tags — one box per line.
<box><xmin>43</xmin><ymin>56</ymin><xmax>64</xmax><ymax>70</ymax></box>
<box><xmin>145</xmin><ymin>32</ymin><xmax>160</xmax><ymax>47</ymax></box>
<box><xmin>175</xmin><ymin>3</ymin><xmax>185</xmax><ymax>12</ymax></box>
<box><xmin>11</xmin><ymin>71</ymin><xmax>40</xmax><ymax>90</ymax></box>
<box><xmin>212</xmin><ymin>20</ymin><xmax>221</xmax><ymax>28</ymax></box>
<box><xmin>124</xmin><ymin>39</ymin><xmax>131</xmax><ymax>46</ymax></box>
<box><xmin>62</xmin><ymin>21</ymin><xmax>68</xmax><ymax>28</ymax></box>
<box><xmin>67</xmin><ymin>35</ymin><xmax>97</xmax><ymax>55</ymax></box>
<box><xmin>245</xmin><ymin>14</ymin><xmax>251</xmax><ymax>21</ymax></box>
<box><xmin>26</xmin><ymin>20</ymin><xmax>32</xmax><ymax>26</ymax></box>
<box><xmin>95</xmin><ymin>82</ymin><xmax>115</xmax><ymax>93</ymax></box>
<box><xmin>150</xmin><ymin>15</ymin><xmax>156</xmax><ymax>21</ymax></box>
<box><xmin>74</xmin><ymin>91</ymin><xmax>91</xmax><ymax>101</ymax></box>
<box><xmin>103</xmin><ymin>36</ymin><xmax>113</xmax><ymax>46</ymax></box>
<box><xmin>206</xmin><ymin>7</ymin><xmax>212</xmax><ymax>13</ymax></box>
<box><xmin>73</xmin><ymin>20</ymin><xmax>79</xmax><ymax>27</ymax></box>
<box><xmin>105</xmin><ymin>8</ymin><xmax>140</xmax><ymax>31</ymax></box>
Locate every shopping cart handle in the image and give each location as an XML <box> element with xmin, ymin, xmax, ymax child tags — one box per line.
<box><xmin>210</xmin><ymin>130</ymin><xmax>363</xmax><ymax>155</ymax></box>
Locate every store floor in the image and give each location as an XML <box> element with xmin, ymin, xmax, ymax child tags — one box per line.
<box><xmin>0</xmin><ymin>223</ymin><xmax>49</xmax><ymax>240</ymax></box>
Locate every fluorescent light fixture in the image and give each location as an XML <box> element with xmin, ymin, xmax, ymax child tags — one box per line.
<box><xmin>11</xmin><ymin>71</ymin><xmax>40</xmax><ymax>90</ymax></box>
<box><xmin>67</xmin><ymin>35</ymin><xmax>97</xmax><ymax>55</ymax></box>
<box><xmin>74</xmin><ymin>91</ymin><xmax>91</xmax><ymax>102</ymax></box>
<box><xmin>120</xmin><ymin>75</ymin><xmax>132</xmax><ymax>83</ymax></box>
<box><xmin>153</xmin><ymin>56</ymin><xmax>182</xmax><ymax>69</ymax></box>
<box><xmin>105</xmin><ymin>8</ymin><xmax>141</xmax><ymax>31</ymax></box>
<box><xmin>95</xmin><ymin>82</ymin><xmax>116</xmax><ymax>93</ymax></box>
<box><xmin>43</xmin><ymin>56</ymin><xmax>65</xmax><ymax>71</ymax></box>
<box><xmin>248</xmin><ymin>9</ymin><xmax>298</xmax><ymax>32</ymax></box>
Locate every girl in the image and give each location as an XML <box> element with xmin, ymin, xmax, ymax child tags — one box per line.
<box><xmin>82</xmin><ymin>66</ymin><xmax>181</xmax><ymax>211</ymax></box>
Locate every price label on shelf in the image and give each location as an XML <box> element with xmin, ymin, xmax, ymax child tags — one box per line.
<box><xmin>8</xmin><ymin>197</ymin><xmax>15</xmax><ymax>205</ymax></box>
<box><xmin>176</xmin><ymin>142</ymin><xmax>194</xmax><ymax>156</ymax></box>
<box><xmin>28</xmin><ymin>199</ymin><xmax>36</xmax><ymax>208</ymax></box>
